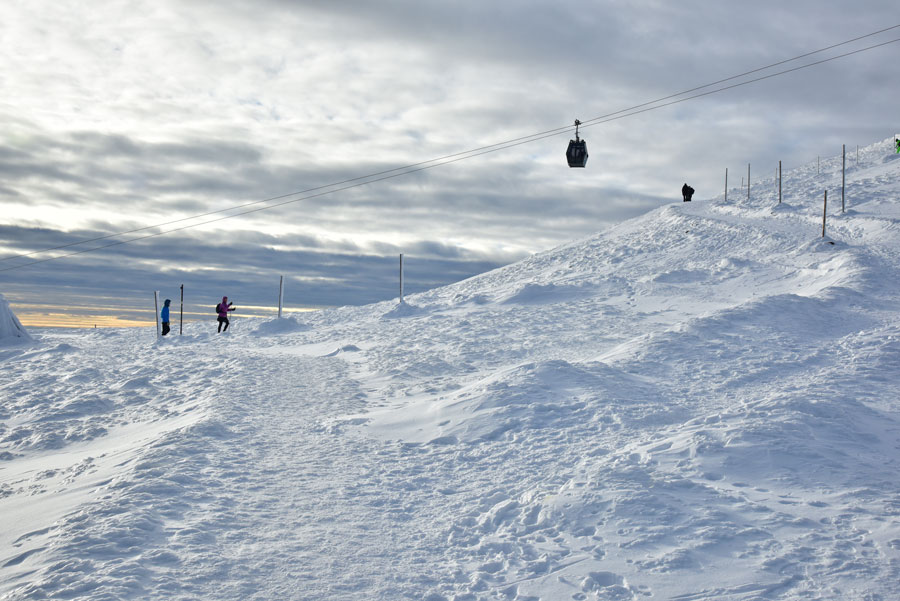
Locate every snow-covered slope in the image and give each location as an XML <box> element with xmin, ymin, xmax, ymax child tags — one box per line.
<box><xmin>2</xmin><ymin>138</ymin><xmax>900</xmax><ymax>600</ymax></box>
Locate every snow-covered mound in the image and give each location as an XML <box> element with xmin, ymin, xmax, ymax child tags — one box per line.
<box><xmin>0</xmin><ymin>293</ymin><xmax>31</xmax><ymax>343</ymax></box>
<box><xmin>250</xmin><ymin>315</ymin><xmax>311</xmax><ymax>336</ymax></box>
<box><xmin>380</xmin><ymin>299</ymin><xmax>426</xmax><ymax>319</ymax></box>
<box><xmin>2</xmin><ymin>137</ymin><xmax>900</xmax><ymax>600</ymax></box>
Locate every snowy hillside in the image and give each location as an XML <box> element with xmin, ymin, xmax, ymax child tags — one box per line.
<box><xmin>2</xmin><ymin>137</ymin><xmax>900</xmax><ymax>600</ymax></box>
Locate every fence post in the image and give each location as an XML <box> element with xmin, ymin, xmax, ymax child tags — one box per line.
<box><xmin>399</xmin><ymin>254</ymin><xmax>404</xmax><ymax>303</ymax></box>
<box><xmin>278</xmin><ymin>275</ymin><xmax>284</xmax><ymax>319</ymax></box>
<box><xmin>180</xmin><ymin>284</ymin><xmax>184</xmax><ymax>335</ymax></box>
<box><xmin>778</xmin><ymin>161</ymin><xmax>781</xmax><ymax>204</ymax></box>
<box><xmin>154</xmin><ymin>290</ymin><xmax>161</xmax><ymax>339</ymax></box>
<box><xmin>842</xmin><ymin>144</ymin><xmax>846</xmax><ymax>212</ymax></box>
<box><xmin>822</xmin><ymin>190</ymin><xmax>828</xmax><ymax>237</ymax></box>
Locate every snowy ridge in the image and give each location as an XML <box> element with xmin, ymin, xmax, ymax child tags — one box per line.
<box><xmin>2</xmin><ymin>137</ymin><xmax>900</xmax><ymax>599</ymax></box>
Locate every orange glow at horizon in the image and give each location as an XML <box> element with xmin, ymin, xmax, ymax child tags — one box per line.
<box><xmin>17</xmin><ymin>311</ymin><xmax>168</xmax><ymax>329</ymax></box>
<box><xmin>15</xmin><ymin>306</ymin><xmax>319</xmax><ymax>329</ymax></box>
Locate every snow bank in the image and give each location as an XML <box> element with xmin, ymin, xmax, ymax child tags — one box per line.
<box><xmin>250</xmin><ymin>315</ymin><xmax>311</xmax><ymax>336</ymax></box>
<box><xmin>380</xmin><ymin>299</ymin><xmax>425</xmax><ymax>319</ymax></box>
<box><xmin>0</xmin><ymin>293</ymin><xmax>32</xmax><ymax>343</ymax></box>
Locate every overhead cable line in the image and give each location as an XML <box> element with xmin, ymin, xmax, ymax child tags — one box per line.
<box><xmin>2</xmin><ymin>28</ymin><xmax>899</xmax><ymax>273</ymax></box>
<box><xmin>4</xmin><ymin>24</ymin><xmax>898</xmax><ymax>266</ymax></box>
<box><xmin>577</xmin><ymin>23</ymin><xmax>900</xmax><ymax>129</ymax></box>
<box><xmin>4</xmin><ymin>23</ymin><xmax>897</xmax><ymax>265</ymax></box>
<box><xmin>579</xmin><ymin>35</ymin><xmax>900</xmax><ymax>130</ymax></box>
<box><xmin>8</xmin><ymin>24</ymin><xmax>900</xmax><ymax>261</ymax></box>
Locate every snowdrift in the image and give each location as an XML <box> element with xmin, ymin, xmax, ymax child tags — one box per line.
<box><xmin>0</xmin><ymin>293</ymin><xmax>32</xmax><ymax>343</ymax></box>
<box><xmin>250</xmin><ymin>315</ymin><xmax>311</xmax><ymax>336</ymax></box>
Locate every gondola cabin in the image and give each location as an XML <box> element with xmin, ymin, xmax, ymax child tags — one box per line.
<box><xmin>566</xmin><ymin>119</ymin><xmax>588</xmax><ymax>168</ymax></box>
<box><xmin>566</xmin><ymin>139</ymin><xmax>588</xmax><ymax>168</ymax></box>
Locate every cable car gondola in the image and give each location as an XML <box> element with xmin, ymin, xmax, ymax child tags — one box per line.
<box><xmin>566</xmin><ymin>119</ymin><xmax>588</xmax><ymax>168</ymax></box>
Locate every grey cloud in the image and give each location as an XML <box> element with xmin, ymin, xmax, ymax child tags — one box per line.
<box><xmin>69</xmin><ymin>134</ymin><xmax>265</xmax><ymax>167</ymax></box>
<box><xmin>3</xmin><ymin>0</ymin><xmax>898</xmax><ymax>325</ymax></box>
<box><xmin>0</xmin><ymin>184</ymin><xmax>22</xmax><ymax>197</ymax></box>
<box><xmin>0</xmin><ymin>222</ymin><xmax>509</xmax><ymax>318</ymax></box>
<box><xmin>0</xmin><ymin>151</ymin><xmax>88</xmax><ymax>186</ymax></box>
<box><xmin>1</xmin><ymin>127</ymin><xmax>280</xmax><ymax>213</ymax></box>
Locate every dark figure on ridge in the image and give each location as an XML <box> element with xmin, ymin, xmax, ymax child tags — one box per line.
<box><xmin>682</xmin><ymin>183</ymin><xmax>695</xmax><ymax>202</ymax></box>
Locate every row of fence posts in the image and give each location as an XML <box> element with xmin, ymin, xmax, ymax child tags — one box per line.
<box><xmin>149</xmin><ymin>139</ymin><xmax>870</xmax><ymax>338</ymax></box>
<box><xmin>724</xmin><ymin>143</ymin><xmax>854</xmax><ymax>238</ymax></box>
<box><xmin>155</xmin><ymin>278</ymin><xmax>283</xmax><ymax>338</ymax></box>
<box><xmin>153</xmin><ymin>255</ymin><xmax>408</xmax><ymax>338</ymax></box>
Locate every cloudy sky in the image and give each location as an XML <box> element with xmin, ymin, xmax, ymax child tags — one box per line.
<box><xmin>2</xmin><ymin>1</ymin><xmax>899</xmax><ymax>327</ymax></box>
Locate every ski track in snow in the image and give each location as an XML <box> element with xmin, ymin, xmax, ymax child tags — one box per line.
<box><xmin>2</xmin><ymin>138</ymin><xmax>900</xmax><ymax>599</ymax></box>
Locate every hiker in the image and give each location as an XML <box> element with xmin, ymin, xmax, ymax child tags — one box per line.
<box><xmin>216</xmin><ymin>296</ymin><xmax>235</xmax><ymax>333</ymax></box>
<box><xmin>682</xmin><ymin>183</ymin><xmax>695</xmax><ymax>202</ymax></box>
<box><xmin>895</xmin><ymin>137</ymin><xmax>900</xmax><ymax>153</ymax></box>
<box><xmin>161</xmin><ymin>299</ymin><xmax>171</xmax><ymax>336</ymax></box>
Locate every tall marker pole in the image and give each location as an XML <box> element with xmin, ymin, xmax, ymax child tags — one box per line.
<box><xmin>724</xmin><ymin>168</ymin><xmax>728</xmax><ymax>202</ymax></box>
<box><xmin>399</xmin><ymin>254</ymin><xmax>404</xmax><ymax>303</ymax></box>
<box><xmin>778</xmin><ymin>160</ymin><xmax>782</xmax><ymax>204</ymax></box>
<box><xmin>154</xmin><ymin>290</ymin><xmax>161</xmax><ymax>339</ymax></box>
<box><xmin>822</xmin><ymin>190</ymin><xmax>828</xmax><ymax>237</ymax></box>
<box><xmin>278</xmin><ymin>275</ymin><xmax>284</xmax><ymax>318</ymax></box>
<box><xmin>180</xmin><ymin>284</ymin><xmax>184</xmax><ymax>335</ymax></box>
<box><xmin>842</xmin><ymin>144</ymin><xmax>846</xmax><ymax>212</ymax></box>
<box><xmin>747</xmin><ymin>163</ymin><xmax>751</xmax><ymax>200</ymax></box>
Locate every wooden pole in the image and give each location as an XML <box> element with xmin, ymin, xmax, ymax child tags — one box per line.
<box><xmin>724</xmin><ymin>168</ymin><xmax>728</xmax><ymax>202</ymax></box>
<box><xmin>154</xmin><ymin>290</ymin><xmax>161</xmax><ymax>339</ymax></box>
<box><xmin>399</xmin><ymin>254</ymin><xmax>404</xmax><ymax>303</ymax></box>
<box><xmin>747</xmin><ymin>163</ymin><xmax>750</xmax><ymax>200</ymax></box>
<box><xmin>822</xmin><ymin>190</ymin><xmax>828</xmax><ymax>237</ymax></box>
<box><xmin>179</xmin><ymin>284</ymin><xmax>184</xmax><ymax>335</ymax></box>
<box><xmin>278</xmin><ymin>275</ymin><xmax>284</xmax><ymax>319</ymax></box>
<box><xmin>842</xmin><ymin>144</ymin><xmax>846</xmax><ymax>212</ymax></box>
<box><xmin>778</xmin><ymin>160</ymin><xmax>782</xmax><ymax>204</ymax></box>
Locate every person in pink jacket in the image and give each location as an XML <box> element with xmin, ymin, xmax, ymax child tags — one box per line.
<box><xmin>216</xmin><ymin>296</ymin><xmax>235</xmax><ymax>333</ymax></box>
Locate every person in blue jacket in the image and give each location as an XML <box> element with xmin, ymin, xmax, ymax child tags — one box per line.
<box><xmin>161</xmin><ymin>299</ymin><xmax>171</xmax><ymax>336</ymax></box>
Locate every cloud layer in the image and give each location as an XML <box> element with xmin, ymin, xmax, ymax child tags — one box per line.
<box><xmin>2</xmin><ymin>1</ymin><xmax>898</xmax><ymax>323</ymax></box>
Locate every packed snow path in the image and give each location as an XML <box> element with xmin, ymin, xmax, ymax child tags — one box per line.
<box><xmin>2</xmin><ymin>139</ymin><xmax>900</xmax><ymax>599</ymax></box>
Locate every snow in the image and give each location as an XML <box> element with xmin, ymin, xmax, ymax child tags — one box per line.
<box><xmin>2</xmin><ymin>137</ymin><xmax>900</xmax><ymax>600</ymax></box>
<box><xmin>251</xmin><ymin>316</ymin><xmax>311</xmax><ymax>336</ymax></box>
<box><xmin>0</xmin><ymin>295</ymin><xmax>31</xmax><ymax>345</ymax></box>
